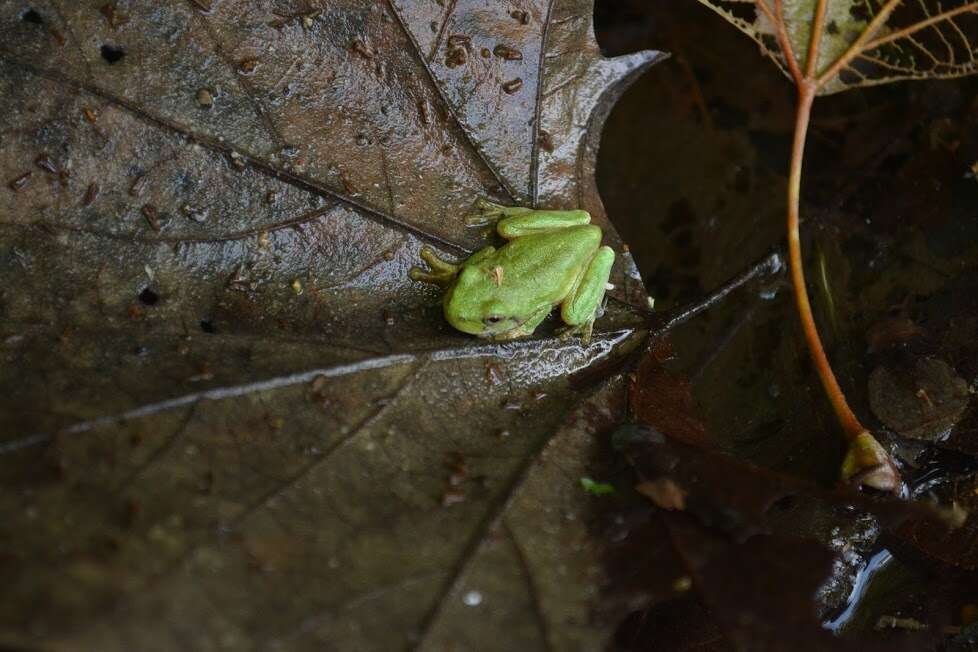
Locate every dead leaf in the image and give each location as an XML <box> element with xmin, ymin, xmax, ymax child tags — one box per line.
<box><xmin>630</xmin><ymin>340</ymin><xmax>713</xmax><ymax>447</ymax></box>
<box><xmin>0</xmin><ymin>2</ymin><xmax>664</xmax><ymax>648</ymax></box>
<box><xmin>636</xmin><ymin>478</ymin><xmax>687</xmax><ymax>510</ymax></box>
<box><xmin>613</xmin><ymin>594</ymin><xmax>729</xmax><ymax>652</ymax></box>
<box><xmin>897</xmin><ymin>472</ymin><xmax>978</xmax><ymax>572</ymax></box>
<box><xmin>611</xmin><ymin>427</ymin><xmax>953</xmax><ymax>651</ymax></box>
<box><xmin>696</xmin><ymin>0</ymin><xmax>978</xmax><ymax>94</ymax></box>
<box><xmin>868</xmin><ymin>356</ymin><xmax>971</xmax><ymax>442</ymax></box>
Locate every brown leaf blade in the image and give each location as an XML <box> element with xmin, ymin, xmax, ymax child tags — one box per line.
<box><xmin>0</xmin><ymin>1</ymin><xmax>662</xmax><ymax>649</ymax></box>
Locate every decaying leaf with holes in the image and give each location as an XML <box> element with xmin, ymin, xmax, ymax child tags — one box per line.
<box><xmin>697</xmin><ymin>0</ymin><xmax>978</xmax><ymax>94</ymax></box>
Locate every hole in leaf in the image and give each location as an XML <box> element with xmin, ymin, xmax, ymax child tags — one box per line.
<box><xmin>199</xmin><ymin>319</ymin><xmax>216</xmax><ymax>334</ymax></box>
<box><xmin>100</xmin><ymin>44</ymin><xmax>126</xmax><ymax>64</ymax></box>
<box><xmin>21</xmin><ymin>8</ymin><xmax>44</xmax><ymax>24</ymax></box>
<box><xmin>138</xmin><ymin>288</ymin><xmax>159</xmax><ymax>306</ymax></box>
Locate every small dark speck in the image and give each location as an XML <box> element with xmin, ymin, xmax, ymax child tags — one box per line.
<box><xmin>673</xmin><ymin>229</ymin><xmax>693</xmax><ymax>249</ymax></box>
<box><xmin>199</xmin><ymin>319</ymin><xmax>216</xmax><ymax>334</ymax></box>
<box><xmin>769</xmin><ymin>494</ymin><xmax>797</xmax><ymax>512</ymax></box>
<box><xmin>100</xmin><ymin>44</ymin><xmax>125</xmax><ymax>64</ymax></box>
<box><xmin>83</xmin><ymin>182</ymin><xmax>100</xmax><ymax>206</ymax></box>
<box><xmin>502</xmin><ymin>78</ymin><xmax>523</xmax><ymax>94</ymax></box>
<box><xmin>238</xmin><ymin>57</ymin><xmax>259</xmax><ymax>74</ymax></box>
<box><xmin>493</xmin><ymin>45</ymin><xmax>522</xmax><ymax>61</ymax></box>
<box><xmin>21</xmin><ymin>9</ymin><xmax>44</xmax><ymax>24</ymax></box>
<box><xmin>8</xmin><ymin>172</ymin><xmax>31</xmax><ymax>192</ymax></box>
<box><xmin>733</xmin><ymin>166</ymin><xmax>751</xmax><ymax>193</ymax></box>
<box><xmin>138</xmin><ymin>288</ymin><xmax>159</xmax><ymax>306</ymax></box>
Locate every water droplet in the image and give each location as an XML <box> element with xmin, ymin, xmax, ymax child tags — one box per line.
<box><xmin>462</xmin><ymin>590</ymin><xmax>482</xmax><ymax>607</ymax></box>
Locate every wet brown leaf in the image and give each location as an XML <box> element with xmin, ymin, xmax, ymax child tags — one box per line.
<box><xmin>630</xmin><ymin>340</ymin><xmax>713</xmax><ymax>447</ymax></box>
<box><xmin>615</xmin><ymin>338</ymin><xmax>955</xmax><ymax>651</ymax></box>
<box><xmin>611</xmin><ymin>427</ymin><xmax>952</xmax><ymax>652</ymax></box>
<box><xmin>0</xmin><ymin>2</ymin><xmax>664</xmax><ymax>649</ymax></box>
<box><xmin>868</xmin><ymin>356</ymin><xmax>971</xmax><ymax>442</ymax></box>
<box><xmin>613</xmin><ymin>594</ymin><xmax>730</xmax><ymax>652</ymax></box>
<box><xmin>897</xmin><ymin>472</ymin><xmax>978</xmax><ymax>572</ymax></box>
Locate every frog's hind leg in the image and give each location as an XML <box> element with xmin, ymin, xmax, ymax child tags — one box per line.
<box><xmin>491</xmin><ymin>303</ymin><xmax>552</xmax><ymax>341</ymax></box>
<box><xmin>496</xmin><ymin>208</ymin><xmax>591</xmax><ymax>240</ymax></box>
<box><xmin>559</xmin><ymin>246</ymin><xmax>615</xmax><ymax>344</ymax></box>
<box><xmin>557</xmin><ymin>320</ymin><xmax>595</xmax><ymax>345</ymax></box>
<box><xmin>466</xmin><ymin>199</ymin><xmax>534</xmax><ymax>227</ymax></box>
<box><xmin>467</xmin><ymin>199</ymin><xmax>592</xmax><ymax>239</ymax></box>
<box><xmin>409</xmin><ymin>246</ymin><xmax>461</xmax><ymax>288</ymax></box>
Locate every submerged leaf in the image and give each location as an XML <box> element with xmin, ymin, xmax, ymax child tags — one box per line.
<box><xmin>868</xmin><ymin>356</ymin><xmax>971</xmax><ymax>442</ymax></box>
<box><xmin>897</xmin><ymin>471</ymin><xmax>978</xmax><ymax>571</ymax></box>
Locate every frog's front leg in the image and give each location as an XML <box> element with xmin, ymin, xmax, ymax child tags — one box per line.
<box><xmin>410</xmin><ymin>246</ymin><xmax>495</xmax><ymax>287</ymax></box>
<box><xmin>469</xmin><ymin>200</ymin><xmax>591</xmax><ymax>239</ymax></box>
<box><xmin>491</xmin><ymin>303</ymin><xmax>552</xmax><ymax>341</ymax></box>
<box><xmin>559</xmin><ymin>246</ymin><xmax>615</xmax><ymax>344</ymax></box>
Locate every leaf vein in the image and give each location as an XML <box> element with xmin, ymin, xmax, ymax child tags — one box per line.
<box><xmin>426</xmin><ymin>0</ymin><xmax>458</xmax><ymax>63</ymax></box>
<box><xmin>530</xmin><ymin>0</ymin><xmax>557</xmax><ymax>206</ymax></box>
<box><xmin>192</xmin><ymin>9</ymin><xmax>286</xmax><ymax>149</ymax></box>
<box><xmin>0</xmin><ymin>53</ymin><xmax>471</xmax><ymax>256</ymax></box>
<box><xmin>383</xmin><ymin>0</ymin><xmax>520</xmax><ymax>202</ymax></box>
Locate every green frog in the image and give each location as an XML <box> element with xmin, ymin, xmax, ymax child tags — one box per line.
<box><xmin>409</xmin><ymin>200</ymin><xmax>615</xmax><ymax>342</ymax></box>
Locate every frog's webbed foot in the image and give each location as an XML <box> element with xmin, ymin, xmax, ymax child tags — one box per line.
<box><xmin>409</xmin><ymin>246</ymin><xmax>460</xmax><ymax>288</ymax></box>
<box><xmin>557</xmin><ymin>319</ymin><xmax>595</xmax><ymax>345</ymax></box>
<box><xmin>465</xmin><ymin>198</ymin><xmax>532</xmax><ymax>227</ymax></box>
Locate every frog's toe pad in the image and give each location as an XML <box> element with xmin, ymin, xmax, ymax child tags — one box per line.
<box><xmin>465</xmin><ymin>199</ymin><xmax>505</xmax><ymax>226</ymax></box>
<box><xmin>556</xmin><ymin>320</ymin><xmax>595</xmax><ymax>345</ymax></box>
<box><xmin>418</xmin><ymin>247</ymin><xmax>459</xmax><ymax>272</ymax></box>
<box><xmin>475</xmin><ymin>198</ymin><xmax>506</xmax><ymax>214</ymax></box>
<box><xmin>409</xmin><ymin>266</ymin><xmax>454</xmax><ymax>288</ymax></box>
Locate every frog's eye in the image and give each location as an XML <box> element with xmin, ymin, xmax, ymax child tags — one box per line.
<box><xmin>484</xmin><ymin>315</ymin><xmax>504</xmax><ymax>325</ymax></box>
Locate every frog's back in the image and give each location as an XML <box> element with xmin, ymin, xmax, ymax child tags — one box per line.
<box><xmin>504</xmin><ymin>223</ymin><xmax>601</xmax><ymax>265</ymax></box>
<box><xmin>491</xmin><ymin>224</ymin><xmax>602</xmax><ymax>304</ymax></box>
